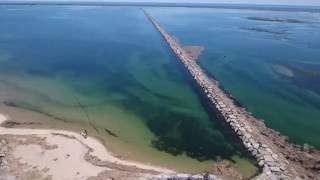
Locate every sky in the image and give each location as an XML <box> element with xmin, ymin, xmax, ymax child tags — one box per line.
<box><xmin>4</xmin><ymin>0</ymin><xmax>320</xmax><ymax>6</ymax></box>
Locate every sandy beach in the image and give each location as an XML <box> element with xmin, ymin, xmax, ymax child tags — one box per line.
<box><xmin>0</xmin><ymin>113</ymin><xmax>179</xmax><ymax>180</ymax></box>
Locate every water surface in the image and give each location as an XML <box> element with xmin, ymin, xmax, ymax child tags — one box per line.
<box><xmin>0</xmin><ymin>5</ymin><xmax>256</xmax><ymax>175</ymax></box>
<box><xmin>149</xmin><ymin>7</ymin><xmax>320</xmax><ymax>148</ymax></box>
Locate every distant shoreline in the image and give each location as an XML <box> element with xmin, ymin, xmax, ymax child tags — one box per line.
<box><xmin>0</xmin><ymin>1</ymin><xmax>320</xmax><ymax>13</ymax></box>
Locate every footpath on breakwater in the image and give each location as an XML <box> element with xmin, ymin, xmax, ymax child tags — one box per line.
<box><xmin>143</xmin><ymin>9</ymin><xmax>320</xmax><ymax>179</ymax></box>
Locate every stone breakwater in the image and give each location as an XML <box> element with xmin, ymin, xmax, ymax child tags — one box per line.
<box><xmin>143</xmin><ymin>10</ymin><xmax>298</xmax><ymax>179</ymax></box>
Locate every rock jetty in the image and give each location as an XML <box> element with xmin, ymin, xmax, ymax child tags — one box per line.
<box><xmin>143</xmin><ymin>10</ymin><xmax>302</xmax><ymax>179</ymax></box>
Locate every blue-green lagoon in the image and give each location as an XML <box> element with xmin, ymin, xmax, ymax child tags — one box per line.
<box><xmin>1</xmin><ymin>4</ymin><xmax>320</xmax><ymax>177</ymax></box>
<box><xmin>0</xmin><ymin>5</ymin><xmax>257</xmax><ymax>176</ymax></box>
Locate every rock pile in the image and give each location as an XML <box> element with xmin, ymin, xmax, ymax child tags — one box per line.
<box><xmin>149</xmin><ymin>173</ymin><xmax>217</xmax><ymax>180</ymax></box>
<box><xmin>0</xmin><ymin>139</ymin><xmax>8</xmax><ymax>169</ymax></box>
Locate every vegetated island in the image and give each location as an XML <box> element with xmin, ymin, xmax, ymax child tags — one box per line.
<box><xmin>247</xmin><ymin>17</ymin><xmax>306</xmax><ymax>23</ymax></box>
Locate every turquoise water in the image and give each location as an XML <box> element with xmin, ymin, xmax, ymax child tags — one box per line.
<box><xmin>149</xmin><ymin>7</ymin><xmax>320</xmax><ymax>148</ymax></box>
<box><xmin>0</xmin><ymin>5</ymin><xmax>257</xmax><ymax>174</ymax></box>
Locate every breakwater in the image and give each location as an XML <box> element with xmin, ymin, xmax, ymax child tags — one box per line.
<box><xmin>143</xmin><ymin>10</ymin><xmax>297</xmax><ymax>179</ymax></box>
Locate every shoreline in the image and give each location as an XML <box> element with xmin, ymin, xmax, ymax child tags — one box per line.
<box><xmin>0</xmin><ymin>112</ymin><xmax>178</xmax><ymax>179</ymax></box>
<box><xmin>0</xmin><ymin>88</ymin><xmax>258</xmax><ymax>179</ymax></box>
<box><xmin>0</xmin><ymin>111</ymin><xmax>254</xmax><ymax>179</ymax></box>
<box><xmin>0</xmin><ymin>73</ymin><xmax>258</xmax><ymax>178</ymax></box>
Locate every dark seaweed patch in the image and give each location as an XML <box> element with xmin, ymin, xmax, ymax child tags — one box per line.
<box><xmin>3</xmin><ymin>100</ymin><xmax>69</xmax><ymax>122</ymax></box>
<box><xmin>104</xmin><ymin>128</ymin><xmax>118</xmax><ymax>137</ymax></box>
<box><xmin>2</xmin><ymin>121</ymin><xmax>41</xmax><ymax>128</ymax></box>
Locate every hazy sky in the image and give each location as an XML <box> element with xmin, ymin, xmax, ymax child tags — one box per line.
<box><xmin>5</xmin><ymin>0</ymin><xmax>320</xmax><ymax>6</ymax></box>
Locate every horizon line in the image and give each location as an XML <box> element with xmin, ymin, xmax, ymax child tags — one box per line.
<box><xmin>1</xmin><ymin>0</ymin><xmax>320</xmax><ymax>8</ymax></box>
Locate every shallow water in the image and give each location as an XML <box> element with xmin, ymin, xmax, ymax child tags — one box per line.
<box><xmin>0</xmin><ymin>5</ymin><xmax>257</xmax><ymax>175</ymax></box>
<box><xmin>148</xmin><ymin>7</ymin><xmax>320</xmax><ymax>148</ymax></box>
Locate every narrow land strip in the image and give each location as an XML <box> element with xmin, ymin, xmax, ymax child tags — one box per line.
<box><xmin>143</xmin><ymin>9</ymin><xmax>320</xmax><ymax>179</ymax></box>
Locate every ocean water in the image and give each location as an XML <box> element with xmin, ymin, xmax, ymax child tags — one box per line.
<box><xmin>148</xmin><ymin>7</ymin><xmax>320</xmax><ymax>148</ymax></box>
<box><xmin>0</xmin><ymin>5</ymin><xmax>257</xmax><ymax>175</ymax></box>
